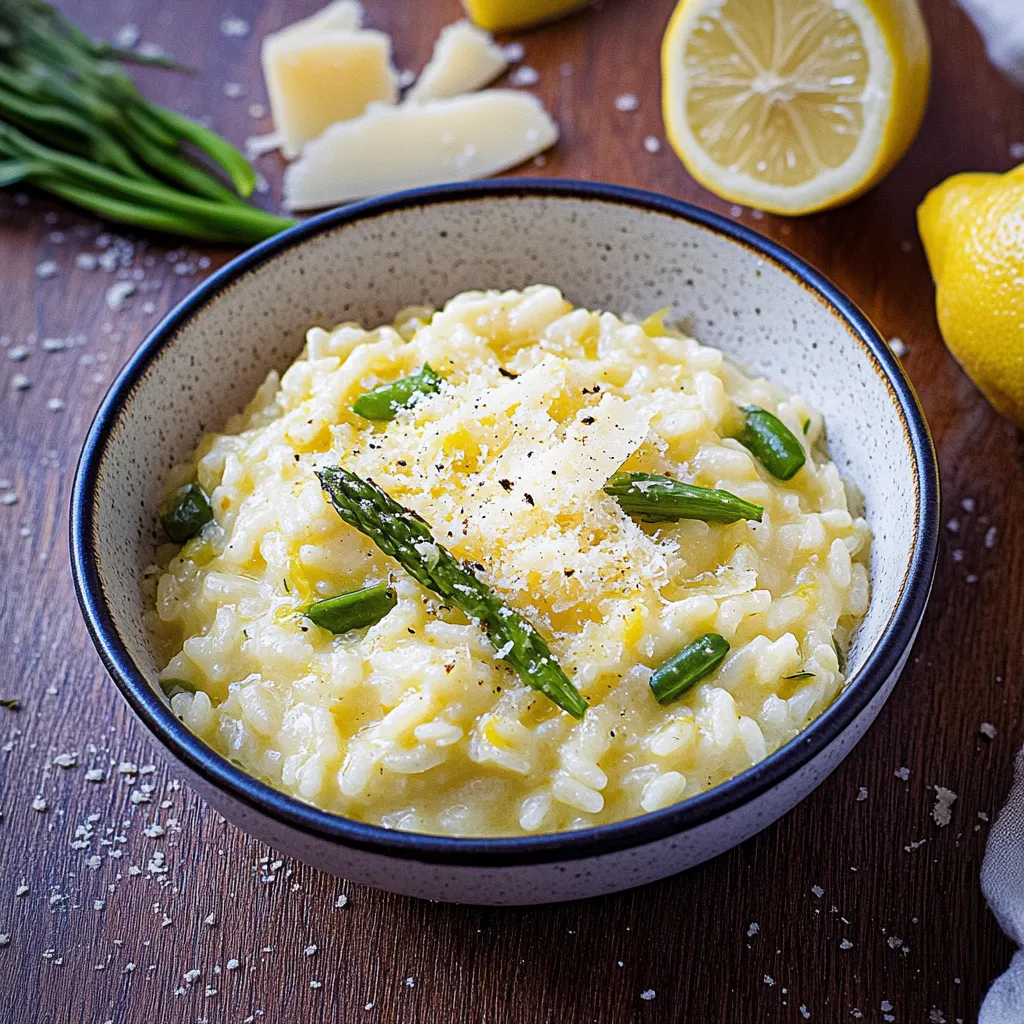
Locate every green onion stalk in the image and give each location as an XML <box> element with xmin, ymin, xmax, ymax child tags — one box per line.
<box><xmin>0</xmin><ymin>0</ymin><xmax>294</xmax><ymax>242</ymax></box>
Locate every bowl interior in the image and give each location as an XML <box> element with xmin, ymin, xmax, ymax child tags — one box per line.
<box><xmin>80</xmin><ymin>184</ymin><xmax>924</xmax><ymax>817</ymax></box>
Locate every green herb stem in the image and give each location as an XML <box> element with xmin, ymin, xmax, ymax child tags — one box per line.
<box><xmin>150</xmin><ymin>107</ymin><xmax>257</xmax><ymax>198</ymax></box>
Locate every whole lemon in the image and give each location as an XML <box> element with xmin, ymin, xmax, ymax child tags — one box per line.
<box><xmin>918</xmin><ymin>166</ymin><xmax>1024</xmax><ymax>426</ymax></box>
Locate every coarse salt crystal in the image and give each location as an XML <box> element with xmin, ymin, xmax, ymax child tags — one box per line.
<box><xmin>932</xmin><ymin>785</ymin><xmax>957</xmax><ymax>826</ymax></box>
<box><xmin>811</xmin><ymin>885</ymin><xmax>824</xmax><ymax>898</ymax></box>
<box><xmin>509</xmin><ymin>65</ymin><xmax>539</xmax><ymax>86</ymax></box>
<box><xmin>334</xmin><ymin>894</ymin><xmax>349</xmax><ymax>908</ymax></box>
<box><xmin>11</xmin><ymin>374</ymin><xmax>31</xmax><ymax>391</ymax></box>
<box><xmin>746</xmin><ymin>922</ymin><xmax>759</xmax><ymax>937</ymax></box>
<box><xmin>46</xmin><ymin>397</ymin><xmax>64</xmax><ymax>411</ymax></box>
<box><xmin>888</xmin><ymin>337</ymin><xmax>909</xmax><ymax>357</ymax></box>
<box><xmin>643</xmin><ymin>136</ymin><xmax>661</xmax><ymax>153</ymax></box>
<box><xmin>245</xmin><ymin>133</ymin><xmax>282</xmax><ymax>161</ymax></box>
<box><xmin>981</xmin><ymin>722</ymin><xmax>998</xmax><ymax>739</ymax></box>
<box><xmin>503</xmin><ymin>42</ymin><xmax>525</xmax><ymax>62</ymax></box>
<box><xmin>53</xmin><ymin>753</ymin><xmax>76</xmax><ymax>768</ymax></box>
<box><xmin>640</xmin><ymin>989</ymin><xmax>656</xmax><ymax>1000</ymax></box>
<box><xmin>114</xmin><ymin>24</ymin><xmax>140</xmax><ymax>47</ymax></box>
<box><xmin>985</xmin><ymin>526</ymin><xmax>998</xmax><ymax>548</ymax></box>
<box><xmin>220</xmin><ymin>15</ymin><xmax>250</xmax><ymax>37</ymax></box>
<box><xmin>856</xmin><ymin>787</ymin><xmax>868</xmax><ymax>801</ymax></box>
<box><xmin>895</xmin><ymin>766</ymin><xmax>910</xmax><ymax>781</ymax></box>
<box><xmin>1</xmin><ymin>493</ymin><xmax>17</xmax><ymax>505</ymax></box>
<box><xmin>105</xmin><ymin>282</ymin><xmax>135</xmax><ymax>311</ymax></box>
<box><xmin>224</xmin><ymin>82</ymin><xmax>245</xmax><ymax>99</ymax></box>
<box><xmin>31</xmin><ymin>796</ymin><xmax>47</xmax><ymax>812</ymax></box>
<box><xmin>615</xmin><ymin>93</ymin><xmax>639</xmax><ymax>111</ymax></box>
<box><xmin>226</xmin><ymin>959</ymin><xmax>240</xmax><ymax>970</ymax></box>
<box><xmin>304</xmin><ymin>944</ymin><xmax>317</xmax><ymax>955</ymax></box>
<box><xmin>840</xmin><ymin>938</ymin><xmax>853</xmax><ymax>949</ymax></box>
<box><xmin>36</xmin><ymin>261</ymin><xmax>58</xmax><ymax>279</ymax></box>
<box><xmin>961</xmin><ymin>498</ymin><xmax>976</xmax><ymax>512</ymax></box>
<box><xmin>7</xmin><ymin>346</ymin><xmax>28</xmax><ymax>361</ymax></box>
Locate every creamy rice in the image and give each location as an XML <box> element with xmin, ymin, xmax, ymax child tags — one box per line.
<box><xmin>149</xmin><ymin>286</ymin><xmax>870</xmax><ymax>837</ymax></box>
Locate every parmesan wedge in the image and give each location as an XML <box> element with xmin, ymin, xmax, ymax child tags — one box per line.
<box><xmin>406</xmin><ymin>20</ymin><xmax>508</xmax><ymax>103</ymax></box>
<box><xmin>262</xmin><ymin>25</ymin><xmax>398</xmax><ymax>159</ymax></box>
<box><xmin>268</xmin><ymin>0</ymin><xmax>363</xmax><ymax>42</ymax></box>
<box><xmin>284</xmin><ymin>91</ymin><xmax>558</xmax><ymax>210</ymax></box>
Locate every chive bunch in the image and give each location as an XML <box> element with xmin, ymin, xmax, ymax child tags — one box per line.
<box><xmin>0</xmin><ymin>1</ymin><xmax>295</xmax><ymax>242</ymax></box>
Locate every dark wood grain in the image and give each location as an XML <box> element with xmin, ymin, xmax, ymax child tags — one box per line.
<box><xmin>1</xmin><ymin>1</ymin><xmax>1021</xmax><ymax>1021</ymax></box>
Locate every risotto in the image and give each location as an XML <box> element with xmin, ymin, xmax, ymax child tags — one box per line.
<box><xmin>148</xmin><ymin>286</ymin><xmax>870</xmax><ymax>837</ymax></box>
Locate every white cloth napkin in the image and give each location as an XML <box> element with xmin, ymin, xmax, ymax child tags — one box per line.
<box><xmin>981</xmin><ymin>748</ymin><xmax>1024</xmax><ymax>1021</ymax></box>
<box><xmin>958</xmin><ymin>0</ymin><xmax>1024</xmax><ymax>86</ymax></box>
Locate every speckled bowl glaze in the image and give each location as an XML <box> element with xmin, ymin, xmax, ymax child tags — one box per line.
<box><xmin>71</xmin><ymin>180</ymin><xmax>939</xmax><ymax>905</ymax></box>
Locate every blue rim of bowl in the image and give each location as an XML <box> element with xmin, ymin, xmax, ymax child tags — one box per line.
<box><xmin>71</xmin><ymin>179</ymin><xmax>940</xmax><ymax>868</ymax></box>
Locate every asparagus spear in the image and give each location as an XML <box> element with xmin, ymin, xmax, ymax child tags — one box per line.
<box><xmin>732</xmin><ymin>405</ymin><xmax>806</xmax><ymax>481</ymax></box>
<box><xmin>352</xmin><ymin>365</ymin><xmax>442</xmax><ymax>421</ymax></box>
<box><xmin>649</xmin><ymin>633</ymin><xmax>730</xmax><ymax>705</ymax></box>
<box><xmin>160</xmin><ymin>483</ymin><xmax>213</xmax><ymax>544</ymax></box>
<box><xmin>316</xmin><ymin>467</ymin><xmax>588</xmax><ymax>719</ymax></box>
<box><xmin>305</xmin><ymin>581</ymin><xmax>398</xmax><ymax>634</ymax></box>
<box><xmin>604</xmin><ymin>472</ymin><xmax>764</xmax><ymax>524</ymax></box>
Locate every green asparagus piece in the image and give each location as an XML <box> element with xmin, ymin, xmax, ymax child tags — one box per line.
<box><xmin>732</xmin><ymin>405</ymin><xmax>806</xmax><ymax>481</ymax></box>
<box><xmin>649</xmin><ymin>633</ymin><xmax>730</xmax><ymax>705</ymax></box>
<box><xmin>0</xmin><ymin>697</ymin><xmax>19</xmax><ymax>710</ymax></box>
<box><xmin>352</xmin><ymin>365</ymin><xmax>442</xmax><ymax>421</ymax></box>
<box><xmin>158</xmin><ymin>677</ymin><xmax>196</xmax><ymax>700</ymax></box>
<box><xmin>316</xmin><ymin>467</ymin><xmax>588</xmax><ymax>719</ymax></box>
<box><xmin>305</xmin><ymin>581</ymin><xmax>398</xmax><ymax>634</ymax></box>
<box><xmin>160</xmin><ymin>483</ymin><xmax>213</xmax><ymax>544</ymax></box>
<box><xmin>604</xmin><ymin>471</ymin><xmax>764</xmax><ymax>524</ymax></box>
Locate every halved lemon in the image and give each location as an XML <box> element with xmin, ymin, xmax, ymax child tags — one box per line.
<box><xmin>662</xmin><ymin>0</ymin><xmax>931</xmax><ymax>215</ymax></box>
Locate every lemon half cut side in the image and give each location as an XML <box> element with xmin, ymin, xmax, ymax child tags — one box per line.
<box><xmin>662</xmin><ymin>0</ymin><xmax>931</xmax><ymax>215</ymax></box>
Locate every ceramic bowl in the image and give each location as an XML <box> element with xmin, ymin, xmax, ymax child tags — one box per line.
<box><xmin>71</xmin><ymin>180</ymin><xmax>939</xmax><ymax>905</ymax></box>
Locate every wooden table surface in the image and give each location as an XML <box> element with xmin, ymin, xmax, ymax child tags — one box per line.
<box><xmin>2</xmin><ymin>1</ymin><xmax>1022</xmax><ymax>1021</ymax></box>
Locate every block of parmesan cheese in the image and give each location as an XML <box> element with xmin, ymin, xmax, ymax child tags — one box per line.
<box><xmin>262</xmin><ymin>25</ymin><xmax>398</xmax><ymax>159</ymax></box>
<box><xmin>268</xmin><ymin>0</ymin><xmax>363</xmax><ymax>43</ymax></box>
<box><xmin>283</xmin><ymin>90</ymin><xmax>558</xmax><ymax>210</ymax></box>
<box><xmin>406</xmin><ymin>20</ymin><xmax>508</xmax><ymax>103</ymax></box>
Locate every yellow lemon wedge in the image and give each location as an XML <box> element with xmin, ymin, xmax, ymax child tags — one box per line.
<box><xmin>662</xmin><ymin>0</ymin><xmax>931</xmax><ymax>214</ymax></box>
<box><xmin>918</xmin><ymin>165</ymin><xmax>1024</xmax><ymax>426</ymax></box>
